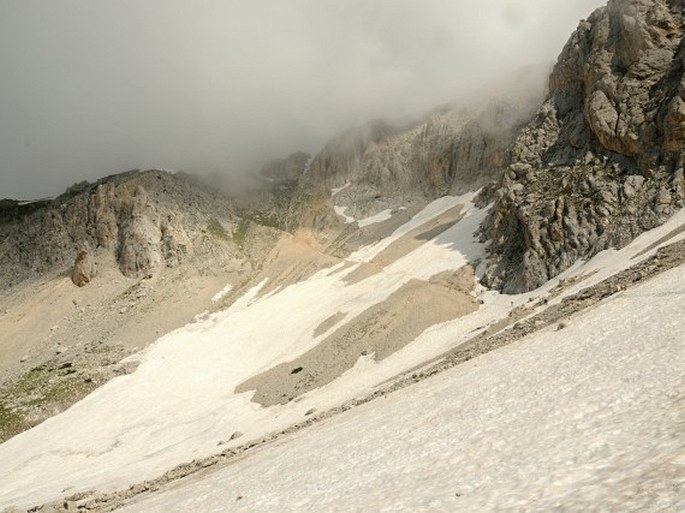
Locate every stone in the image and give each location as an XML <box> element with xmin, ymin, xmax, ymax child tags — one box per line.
<box><xmin>557</xmin><ymin>320</ymin><xmax>571</xmax><ymax>330</ymax></box>
<box><xmin>657</xmin><ymin>189</ymin><xmax>672</xmax><ymax>205</ymax></box>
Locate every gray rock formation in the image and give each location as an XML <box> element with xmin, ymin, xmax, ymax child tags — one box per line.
<box><xmin>288</xmin><ymin>100</ymin><xmax>534</xmax><ymax>237</ymax></box>
<box><xmin>482</xmin><ymin>0</ymin><xmax>685</xmax><ymax>293</ymax></box>
<box><xmin>0</xmin><ymin>170</ymin><xmax>244</xmax><ymax>290</ymax></box>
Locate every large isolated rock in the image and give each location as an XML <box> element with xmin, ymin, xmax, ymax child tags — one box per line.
<box><xmin>71</xmin><ymin>249</ymin><xmax>96</xmax><ymax>287</ymax></box>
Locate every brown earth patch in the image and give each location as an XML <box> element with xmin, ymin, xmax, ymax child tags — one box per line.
<box><xmin>531</xmin><ymin>270</ymin><xmax>600</xmax><ymax>307</ymax></box>
<box><xmin>428</xmin><ymin>266</ymin><xmax>477</xmax><ymax>294</ymax></box>
<box><xmin>247</xmin><ymin>233</ymin><xmax>342</xmax><ymax>301</ymax></box>
<box><xmin>343</xmin><ymin>205</ymin><xmax>465</xmax><ymax>285</ymax></box>
<box><xmin>325</xmin><ymin>205</ymin><xmax>423</xmax><ymax>259</ymax></box>
<box><xmin>236</xmin><ymin>270</ymin><xmax>478</xmax><ymax>406</ymax></box>
<box><xmin>340</xmin><ymin>262</ymin><xmax>381</xmax><ymax>285</ymax></box>
<box><xmin>0</xmin><ymin>252</ymin><xmax>245</xmax><ymax>443</ymax></box>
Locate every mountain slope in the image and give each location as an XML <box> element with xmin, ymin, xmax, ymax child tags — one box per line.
<box><xmin>2</xmin><ymin>0</ymin><xmax>685</xmax><ymax>510</ymax></box>
<box><xmin>0</xmin><ymin>170</ymin><xmax>282</xmax><ymax>442</ymax></box>
<box><xmin>0</xmin><ymin>191</ymin><xmax>684</xmax><ymax>511</ymax></box>
<box><xmin>118</xmin><ymin>264</ymin><xmax>685</xmax><ymax>513</ymax></box>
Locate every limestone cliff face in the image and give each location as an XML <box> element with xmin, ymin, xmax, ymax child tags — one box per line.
<box><xmin>482</xmin><ymin>0</ymin><xmax>685</xmax><ymax>293</ymax></box>
<box><xmin>294</xmin><ymin>101</ymin><xmax>529</xmax><ymax>231</ymax></box>
<box><xmin>0</xmin><ymin>170</ymin><xmax>241</xmax><ymax>289</ymax></box>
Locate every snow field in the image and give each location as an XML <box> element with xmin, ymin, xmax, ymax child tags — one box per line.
<box><xmin>0</xmin><ymin>193</ymin><xmax>485</xmax><ymax>508</ymax></box>
<box><xmin>120</xmin><ymin>265</ymin><xmax>685</xmax><ymax>512</ymax></box>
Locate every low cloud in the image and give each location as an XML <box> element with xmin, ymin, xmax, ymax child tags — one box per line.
<box><xmin>0</xmin><ymin>0</ymin><xmax>605</xmax><ymax>199</ymax></box>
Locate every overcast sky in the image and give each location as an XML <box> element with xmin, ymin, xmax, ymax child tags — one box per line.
<box><xmin>0</xmin><ymin>0</ymin><xmax>606</xmax><ymax>199</ymax></box>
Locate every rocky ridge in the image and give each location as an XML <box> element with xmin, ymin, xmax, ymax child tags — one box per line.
<box><xmin>257</xmin><ymin>100</ymin><xmax>533</xmax><ymax>261</ymax></box>
<box><xmin>482</xmin><ymin>0</ymin><xmax>685</xmax><ymax>292</ymax></box>
<box><xmin>284</xmin><ymin>100</ymin><xmax>533</xmax><ymax>239</ymax></box>
<box><xmin>259</xmin><ymin>151</ymin><xmax>310</xmax><ymax>184</ymax></box>
<box><xmin>0</xmin><ymin>170</ymin><xmax>257</xmax><ymax>291</ymax></box>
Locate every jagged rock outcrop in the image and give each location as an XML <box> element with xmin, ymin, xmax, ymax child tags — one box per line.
<box><xmin>482</xmin><ymin>0</ymin><xmax>685</xmax><ymax>293</ymax></box>
<box><xmin>71</xmin><ymin>248</ymin><xmax>96</xmax><ymax>286</ymax></box>
<box><xmin>293</xmin><ymin>100</ymin><xmax>533</xmax><ymax>229</ymax></box>
<box><xmin>0</xmin><ymin>170</ymin><xmax>244</xmax><ymax>289</ymax></box>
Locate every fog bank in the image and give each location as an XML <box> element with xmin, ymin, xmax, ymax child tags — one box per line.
<box><xmin>0</xmin><ymin>0</ymin><xmax>606</xmax><ymax>199</ymax></box>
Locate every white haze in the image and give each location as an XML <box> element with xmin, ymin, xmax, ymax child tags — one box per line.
<box><xmin>0</xmin><ymin>0</ymin><xmax>606</xmax><ymax>199</ymax></box>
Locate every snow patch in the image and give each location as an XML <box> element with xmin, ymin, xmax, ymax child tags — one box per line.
<box><xmin>357</xmin><ymin>209</ymin><xmax>393</xmax><ymax>228</ymax></box>
<box><xmin>330</xmin><ymin>182</ymin><xmax>351</xmax><ymax>196</ymax></box>
<box><xmin>120</xmin><ymin>266</ymin><xmax>685</xmax><ymax>513</ymax></box>
<box><xmin>333</xmin><ymin>205</ymin><xmax>355</xmax><ymax>224</ymax></box>
<box><xmin>211</xmin><ymin>284</ymin><xmax>233</xmax><ymax>304</ymax></box>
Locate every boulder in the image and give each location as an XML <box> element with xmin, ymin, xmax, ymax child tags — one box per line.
<box><xmin>71</xmin><ymin>249</ymin><xmax>96</xmax><ymax>287</ymax></box>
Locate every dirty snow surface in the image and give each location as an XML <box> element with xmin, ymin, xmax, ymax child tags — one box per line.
<box><xmin>122</xmin><ymin>265</ymin><xmax>685</xmax><ymax>512</ymax></box>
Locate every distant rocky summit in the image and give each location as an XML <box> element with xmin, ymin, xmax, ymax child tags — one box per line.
<box><xmin>0</xmin><ymin>170</ymin><xmax>250</xmax><ymax>290</ymax></box>
<box><xmin>259</xmin><ymin>151</ymin><xmax>310</xmax><ymax>184</ymax></box>
<box><xmin>311</xmin><ymin>102</ymin><xmax>529</xmax><ymax>211</ymax></box>
<box><xmin>482</xmin><ymin>0</ymin><xmax>685</xmax><ymax>292</ymax></box>
<box><xmin>282</xmin><ymin>100</ymin><xmax>535</xmax><ymax>244</ymax></box>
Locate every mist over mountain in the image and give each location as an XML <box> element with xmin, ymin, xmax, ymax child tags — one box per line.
<box><xmin>1</xmin><ymin>1</ymin><xmax>685</xmax><ymax>511</ymax></box>
<box><xmin>0</xmin><ymin>0</ymin><xmax>605</xmax><ymax>200</ymax></box>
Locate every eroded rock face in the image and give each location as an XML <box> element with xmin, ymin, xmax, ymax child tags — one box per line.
<box><xmin>296</xmin><ymin>100</ymin><xmax>532</xmax><ymax>227</ymax></box>
<box><xmin>0</xmin><ymin>170</ymin><xmax>240</xmax><ymax>289</ymax></box>
<box><xmin>482</xmin><ymin>0</ymin><xmax>685</xmax><ymax>293</ymax></box>
<box><xmin>114</xmin><ymin>185</ymin><xmax>163</xmax><ymax>277</ymax></box>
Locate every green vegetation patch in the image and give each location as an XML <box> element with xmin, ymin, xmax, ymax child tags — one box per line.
<box><xmin>231</xmin><ymin>218</ymin><xmax>251</xmax><ymax>248</ymax></box>
<box><xmin>0</xmin><ymin>403</ymin><xmax>23</xmax><ymax>441</ymax></box>
<box><xmin>0</xmin><ymin>360</ymin><xmax>99</xmax><ymax>443</ymax></box>
<box><xmin>207</xmin><ymin>217</ymin><xmax>230</xmax><ymax>240</ymax></box>
<box><xmin>41</xmin><ymin>375</ymin><xmax>95</xmax><ymax>405</ymax></box>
